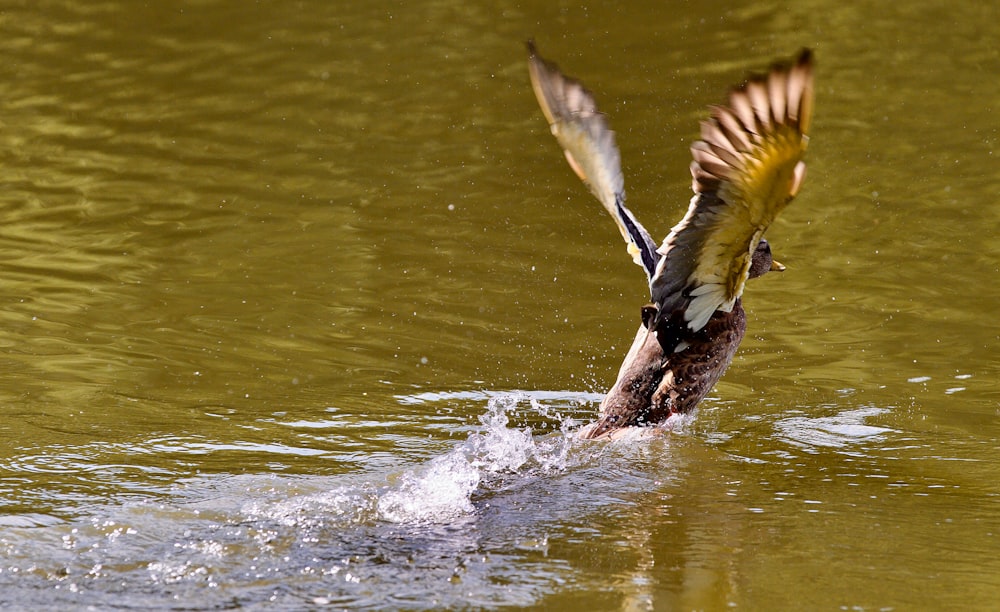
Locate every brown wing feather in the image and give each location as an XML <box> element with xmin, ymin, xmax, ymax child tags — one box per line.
<box><xmin>650</xmin><ymin>49</ymin><xmax>814</xmax><ymax>351</ymax></box>
<box><xmin>527</xmin><ymin>42</ymin><xmax>660</xmax><ymax>278</ymax></box>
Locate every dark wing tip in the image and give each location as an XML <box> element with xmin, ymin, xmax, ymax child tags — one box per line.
<box><xmin>794</xmin><ymin>48</ymin><xmax>814</xmax><ymax>68</ymax></box>
<box><xmin>734</xmin><ymin>48</ymin><xmax>815</xmax><ymax>92</ymax></box>
<box><xmin>753</xmin><ymin>48</ymin><xmax>814</xmax><ymax>82</ymax></box>
<box><xmin>767</xmin><ymin>48</ymin><xmax>814</xmax><ymax>73</ymax></box>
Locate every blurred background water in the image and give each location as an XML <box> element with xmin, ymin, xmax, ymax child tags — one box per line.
<box><xmin>0</xmin><ymin>0</ymin><xmax>998</xmax><ymax>609</ymax></box>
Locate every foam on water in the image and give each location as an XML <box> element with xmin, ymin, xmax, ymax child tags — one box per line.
<box><xmin>773</xmin><ymin>406</ymin><xmax>895</xmax><ymax>451</ymax></box>
<box><xmin>377</xmin><ymin>393</ymin><xmax>579</xmax><ymax>523</ymax></box>
<box><xmin>238</xmin><ymin>392</ymin><xmax>583</xmax><ymax>528</ymax></box>
<box><xmin>376</xmin><ymin>451</ymin><xmax>482</xmax><ymax>522</ymax></box>
<box><xmin>0</xmin><ymin>392</ymin><xmax>619</xmax><ymax>608</ymax></box>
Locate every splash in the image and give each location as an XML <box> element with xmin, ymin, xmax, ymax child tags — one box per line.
<box><xmin>376</xmin><ymin>393</ymin><xmax>578</xmax><ymax>523</ymax></box>
<box><xmin>376</xmin><ymin>452</ymin><xmax>480</xmax><ymax>523</ymax></box>
<box><xmin>237</xmin><ymin>393</ymin><xmax>584</xmax><ymax>529</ymax></box>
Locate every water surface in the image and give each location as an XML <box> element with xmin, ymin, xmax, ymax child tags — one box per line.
<box><xmin>0</xmin><ymin>1</ymin><xmax>998</xmax><ymax>609</ymax></box>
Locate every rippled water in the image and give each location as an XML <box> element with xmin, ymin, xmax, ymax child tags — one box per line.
<box><xmin>1</xmin><ymin>0</ymin><xmax>999</xmax><ymax>609</ymax></box>
<box><xmin>2</xmin><ymin>395</ymin><xmax>592</xmax><ymax>608</ymax></box>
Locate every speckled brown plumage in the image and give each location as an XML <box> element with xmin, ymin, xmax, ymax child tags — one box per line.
<box><xmin>583</xmin><ymin>301</ymin><xmax>746</xmax><ymax>439</ymax></box>
<box><xmin>581</xmin><ymin>238</ymin><xmax>776</xmax><ymax>439</ymax></box>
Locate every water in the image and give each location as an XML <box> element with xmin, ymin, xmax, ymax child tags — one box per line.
<box><xmin>1</xmin><ymin>0</ymin><xmax>999</xmax><ymax>609</ymax></box>
<box><xmin>6</xmin><ymin>394</ymin><xmax>986</xmax><ymax>609</ymax></box>
<box><xmin>0</xmin><ymin>395</ymin><xmax>636</xmax><ymax>608</ymax></box>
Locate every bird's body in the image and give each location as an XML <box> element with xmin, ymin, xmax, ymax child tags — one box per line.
<box><xmin>527</xmin><ymin>44</ymin><xmax>814</xmax><ymax>439</ymax></box>
<box><xmin>582</xmin><ymin>302</ymin><xmax>747</xmax><ymax>440</ymax></box>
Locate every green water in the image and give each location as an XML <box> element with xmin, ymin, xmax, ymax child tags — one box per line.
<box><xmin>0</xmin><ymin>1</ymin><xmax>998</xmax><ymax>609</ymax></box>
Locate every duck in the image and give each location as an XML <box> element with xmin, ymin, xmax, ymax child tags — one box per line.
<box><xmin>526</xmin><ymin>43</ymin><xmax>814</xmax><ymax>439</ymax></box>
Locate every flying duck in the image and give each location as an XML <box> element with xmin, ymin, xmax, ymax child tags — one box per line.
<box><xmin>527</xmin><ymin>43</ymin><xmax>814</xmax><ymax>439</ymax></box>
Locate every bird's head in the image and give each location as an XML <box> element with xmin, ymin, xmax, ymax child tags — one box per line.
<box><xmin>748</xmin><ymin>238</ymin><xmax>785</xmax><ymax>279</ymax></box>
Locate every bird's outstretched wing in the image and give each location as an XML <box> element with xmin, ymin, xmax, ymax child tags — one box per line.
<box><xmin>527</xmin><ymin>42</ymin><xmax>660</xmax><ymax>280</ymax></box>
<box><xmin>651</xmin><ymin>49</ymin><xmax>814</xmax><ymax>349</ymax></box>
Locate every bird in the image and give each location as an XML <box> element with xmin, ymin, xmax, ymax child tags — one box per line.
<box><xmin>526</xmin><ymin>42</ymin><xmax>814</xmax><ymax>439</ymax></box>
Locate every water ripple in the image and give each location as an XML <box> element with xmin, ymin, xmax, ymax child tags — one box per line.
<box><xmin>773</xmin><ymin>406</ymin><xmax>895</xmax><ymax>451</ymax></box>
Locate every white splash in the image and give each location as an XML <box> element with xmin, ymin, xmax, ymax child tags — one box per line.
<box><xmin>377</xmin><ymin>393</ymin><xmax>577</xmax><ymax>523</ymax></box>
<box><xmin>236</xmin><ymin>393</ymin><xmax>583</xmax><ymax>527</ymax></box>
<box><xmin>376</xmin><ymin>451</ymin><xmax>482</xmax><ymax>523</ymax></box>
